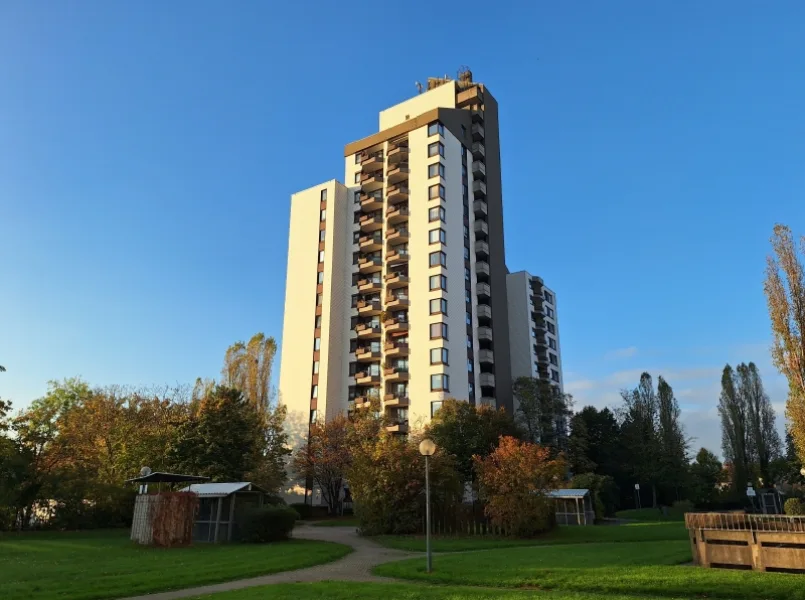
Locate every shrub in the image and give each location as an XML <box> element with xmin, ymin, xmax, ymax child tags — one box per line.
<box><xmin>569</xmin><ymin>473</ymin><xmax>620</xmax><ymax>518</ymax></box>
<box><xmin>672</xmin><ymin>499</ymin><xmax>695</xmax><ymax>514</ymax></box>
<box><xmin>784</xmin><ymin>497</ymin><xmax>805</xmax><ymax>516</ymax></box>
<box><xmin>240</xmin><ymin>506</ymin><xmax>299</xmax><ymax>542</ymax></box>
<box><xmin>290</xmin><ymin>502</ymin><xmax>313</xmax><ymax>520</ymax></box>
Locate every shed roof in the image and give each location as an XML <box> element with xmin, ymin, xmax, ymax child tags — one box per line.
<box><xmin>547</xmin><ymin>489</ymin><xmax>590</xmax><ymax>499</ymax></box>
<box><xmin>125</xmin><ymin>472</ymin><xmax>210</xmax><ymax>484</ymax></box>
<box><xmin>179</xmin><ymin>482</ymin><xmax>266</xmax><ymax>497</ymax></box>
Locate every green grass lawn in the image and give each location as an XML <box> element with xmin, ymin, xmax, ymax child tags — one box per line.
<box><xmin>185</xmin><ymin>581</ymin><xmax>687</xmax><ymax>599</ymax></box>
<box><xmin>375</xmin><ymin>540</ymin><xmax>805</xmax><ymax>600</ymax></box>
<box><xmin>373</xmin><ymin>521</ymin><xmax>687</xmax><ymax>552</ymax></box>
<box><xmin>0</xmin><ymin>529</ymin><xmax>351</xmax><ymax>600</ymax></box>
<box><xmin>615</xmin><ymin>507</ymin><xmax>686</xmax><ymax>521</ymax></box>
<box><xmin>310</xmin><ymin>517</ymin><xmax>360</xmax><ymax>527</ymax></box>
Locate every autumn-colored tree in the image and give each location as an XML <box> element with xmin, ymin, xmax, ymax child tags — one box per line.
<box><xmin>291</xmin><ymin>414</ymin><xmax>351</xmax><ymax>514</ymax></box>
<box><xmin>473</xmin><ymin>436</ymin><xmax>565</xmax><ymax>537</ymax></box>
<box><xmin>222</xmin><ymin>333</ymin><xmax>277</xmax><ymax>412</ymax></box>
<box><xmin>765</xmin><ymin>224</ymin><xmax>805</xmax><ymax>463</ymax></box>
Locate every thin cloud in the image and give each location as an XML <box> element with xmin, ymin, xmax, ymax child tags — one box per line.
<box><xmin>603</xmin><ymin>346</ymin><xmax>638</xmax><ymax>360</ymax></box>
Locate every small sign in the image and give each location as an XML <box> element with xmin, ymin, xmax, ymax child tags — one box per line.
<box><xmin>634</xmin><ymin>483</ymin><xmax>640</xmax><ymax>490</ymax></box>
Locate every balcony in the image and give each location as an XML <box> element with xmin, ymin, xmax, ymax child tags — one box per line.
<box><xmin>360</xmin><ymin>151</ymin><xmax>384</xmax><ymax>172</ymax></box>
<box><xmin>473</xmin><ymin>199</ymin><xmax>488</xmax><ymax>218</ymax></box>
<box><xmin>472</xmin><ymin>123</ymin><xmax>485</xmax><ymax>141</ymax></box>
<box><xmin>358</xmin><ymin>255</ymin><xmax>383</xmax><ymax>273</ymax></box>
<box><xmin>384</xmin><ymin>318</ymin><xmax>409</xmax><ymax>333</ymax></box>
<box><xmin>384</xmin><ymin>341</ymin><xmax>409</xmax><ymax>356</ymax></box>
<box><xmin>387</xmin><ymin>184</ymin><xmax>409</xmax><ymax>204</ymax></box>
<box><xmin>384</xmin><ymin>366</ymin><xmax>410</xmax><ymax>382</ymax></box>
<box><xmin>359</xmin><ymin>233</ymin><xmax>383</xmax><ymax>251</ymax></box>
<box><xmin>475</xmin><ymin>261</ymin><xmax>490</xmax><ymax>281</ymax></box>
<box><xmin>472</xmin><ymin>161</ymin><xmax>486</xmax><ymax>179</ymax></box>
<box><xmin>357</xmin><ymin>299</ymin><xmax>382</xmax><ymax>315</ymax></box>
<box><xmin>359</xmin><ymin>213</ymin><xmax>383</xmax><ymax>232</ymax></box>
<box><xmin>361</xmin><ymin>172</ymin><xmax>384</xmax><ymax>192</ymax></box>
<box><xmin>360</xmin><ymin>191</ymin><xmax>383</xmax><ymax>211</ymax></box>
<box><xmin>353</xmin><ymin>396</ymin><xmax>373</xmax><ymax>408</ymax></box>
<box><xmin>358</xmin><ymin>278</ymin><xmax>382</xmax><ymax>293</ymax></box>
<box><xmin>386</xmin><ymin>204</ymin><xmax>410</xmax><ymax>224</ymax></box>
<box><xmin>473</xmin><ymin>180</ymin><xmax>487</xmax><ymax>198</ymax></box>
<box><xmin>476</xmin><ymin>303</ymin><xmax>492</xmax><ymax>321</ymax></box>
<box><xmin>386</xmin><ymin>227</ymin><xmax>409</xmax><ymax>244</ymax></box>
<box><xmin>476</xmin><ymin>282</ymin><xmax>491</xmax><ymax>299</ymax></box>
<box><xmin>386</xmin><ymin>421</ymin><xmax>409</xmax><ymax>434</ymax></box>
<box><xmin>478</xmin><ymin>326</ymin><xmax>493</xmax><ymax>342</ymax></box>
<box><xmin>355</xmin><ymin>323</ymin><xmax>381</xmax><ymax>338</ymax></box>
<box><xmin>479</xmin><ymin>396</ymin><xmax>496</xmax><ymax>407</ymax></box>
<box><xmin>479</xmin><ymin>349</ymin><xmax>495</xmax><ymax>364</ymax></box>
<box><xmin>384</xmin><ymin>394</ymin><xmax>409</xmax><ymax>407</ymax></box>
<box><xmin>480</xmin><ymin>372</ymin><xmax>496</xmax><ymax>387</ymax></box>
<box><xmin>475</xmin><ymin>240</ymin><xmax>489</xmax><ymax>259</ymax></box>
<box><xmin>472</xmin><ymin>142</ymin><xmax>485</xmax><ymax>159</ymax></box>
<box><xmin>356</xmin><ymin>371</ymin><xmax>381</xmax><ymax>385</ymax></box>
<box><xmin>355</xmin><ymin>346</ymin><xmax>382</xmax><ymax>361</ymax></box>
<box><xmin>386</xmin><ymin>248</ymin><xmax>409</xmax><ymax>265</ymax></box>
<box><xmin>387</xmin><ymin>143</ymin><xmax>409</xmax><ymax>163</ymax></box>
<box><xmin>385</xmin><ymin>295</ymin><xmax>410</xmax><ymax>310</ymax></box>
<box><xmin>471</xmin><ymin>110</ymin><xmax>484</xmax><ymax>123</ymax></box>
<box><xmin>385</xmin><ymin>272</ymin><xmax>409</xmax><ymax>288</ymax></box>
<box><xmin>387</xmin><ymin>163</ymin><xmax>410</xmax><ymax>184</ymax></box>
<box><xmin>474</xmin><ymin>220</ymin><xmax>489</xmax><ymax>240</ymax></box>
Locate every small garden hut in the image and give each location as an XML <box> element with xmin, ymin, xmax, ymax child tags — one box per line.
<box><xmin>548</xmin><ymin>489</ymin><xmax>596</xmax><ymax>525</ymax></box>
<box><xmin>179</xmin><ymin>482</ymin><xmax>270</xmax><ymax>543</ymax></box>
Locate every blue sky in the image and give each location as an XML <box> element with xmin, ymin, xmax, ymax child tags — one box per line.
<box><xmin>2</xmin><ymin>1</ymin><xmax>804</xmax><ymax>455</ymax></box>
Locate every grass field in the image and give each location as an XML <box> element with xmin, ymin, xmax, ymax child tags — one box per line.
<box><xmin>375</xmin><ymin>540</ymin><xmax>805</xmax><ymax>600</ymax></box>
<box><xmin>615</xmin><ymin>507</ymin><xmax>686</xmax><ymax>521</ymax></box>
<box><xmin>0</xmin><ymin>529</ymin><xmax>350</xmax><ymax>600</ymax></box>
<box><xmin>373</xmin><ymin>521</ymin><xmax>687</xmax><ymax>551</ymax></box>
<box><xmin>185</xmin><ymin>581</ymin><xmax>686</xmax><ymax>599</ymax></box>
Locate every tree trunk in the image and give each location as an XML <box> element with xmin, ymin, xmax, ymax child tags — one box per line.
<box><xmin>652</xmin><ymin>485</ymin><xmax>657</xmax><ymax>508</ymax></box>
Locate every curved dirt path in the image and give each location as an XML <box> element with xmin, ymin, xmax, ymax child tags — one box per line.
<box><xmin>120</xmin><ymin>525</ymin><xmax>418</xmax><ymax>600</ymax></box>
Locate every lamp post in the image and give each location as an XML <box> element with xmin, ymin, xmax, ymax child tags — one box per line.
<box><xmin>419</xmin><ymin>438</ymin><xmax>436</xmax><ymax>573</ymax></box>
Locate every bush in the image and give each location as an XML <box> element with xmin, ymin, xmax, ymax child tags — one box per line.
<box><xmin>240</xmin><ymin>506</ymin><xmax>299</xmax><ymax>542</ymax></box>
<box><xmin>570</xmin><ymin>473</ymin><xmax>620</xmax><ymax>518</ymax></box>
<box><xmin>672</xmin><ymin>499</ymin><xmax>695</xmax><ymax>514</ymax></box>
<box><xmin>290</xmin><ymin>502</ymin><xmax>312</xmax><ymax>520</ymax></box>
<box><xmin>784</xmin><ymin>497</ymin><xmax>805</xmax><ymax>516</ymax></box>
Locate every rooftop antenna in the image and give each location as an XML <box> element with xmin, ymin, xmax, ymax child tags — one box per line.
<box><xmin>415</xmin><ymin>81</ymin><xmax>423</xmax><ymax>94</ymax></box>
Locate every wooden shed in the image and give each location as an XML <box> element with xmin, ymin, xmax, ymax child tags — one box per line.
<box><xmin>548</xmin><ymin>488</ymin><xmax>596</xmax><ymax>525</ymax></box>
<box><xmin>179</xmin><ymin>482</ymin><xmax>269</xmax><ymax>543</ymax></box>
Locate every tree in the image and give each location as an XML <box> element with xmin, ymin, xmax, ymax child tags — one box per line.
<box><xmin>569</xmin><ymin>472</ymin><xmax>619</xmax><ymax>518</ymax></box>
<box><xmin>764</xmin><ymin>224</ymin><xmax>805</xmax><ymax>464</ymax></box>
<box><xmin>291</xmin><ymin>415</ymin><xmax>351</xmax><ymax>514</ymax></box>
<box><xmin>689</xmin><ymin>448</ymin><xmax>724</xmax><ymax>507</ymax></box>
<box><xmin>719</xmin><ymin>364</ymin><xmax>749</xmax><ymax>493</ymax></box>
<box><xmin>567</xmin><ymin>413</ymin><xmax>595</xmax><ymax>474</ymax></box>
<box><xmin>736</xmin><ymin>362</ymin><xmax>782</xmax><ymax>486</ymax></box>
<box><xmin>619</xmin><ymin>373</ymin><xmax>661</xmax><ymax>506</ymax></box>
<box><xmin>473</xmin><ymin>436</ymin><xmax>565</xmax><ymax>536</ymax></box>
<box><xmin>656</xmin><ymin>376</ymin><xmax>689</xmax><ymax>499</ymax></box>
<box><xmin>426</xmin><ymin>399</ymin><xmax>521</xmax><ymax>483</ymax></box>
<box><xmin>0</xmin><ymin>366</ymin><xmax>5</xmax><ymax>372</ymax></box>
<box><xmin>512</xmin><ymin>377</ymin><xmax>572</xmax><ymax>452</ymax></box>
<box><xmin>222</xmin><ymin>333</ymin><xmax>277</xmax><ymax>412</ymax></box>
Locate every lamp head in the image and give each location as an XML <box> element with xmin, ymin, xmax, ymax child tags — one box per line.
<box><xmin>419</xmin><ymin>438</ymin><xmax>437</xmax><ymax>456</ymax></box>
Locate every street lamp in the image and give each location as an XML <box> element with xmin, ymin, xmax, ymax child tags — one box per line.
<box><xmin>419</xmin><ymin>438</ymin><xmax>436</xmax><ymax>573</ymax></box>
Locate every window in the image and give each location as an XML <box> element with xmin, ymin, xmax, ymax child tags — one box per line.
<box><xmin>429</xmin><ymin>228</ymin><xmax>446</xmax><ymax>244</ymax></box>
<box><xmin>429</xmin><ymin>251</ymin><xmax>447</xmax><ymax>268</ymax></box>
<box><xmin>355</xmin><ymin>152</ymin><xmax>361</xmax><ymax>164</ymax></box>
<box><xmin>319</xmin><ymin>250</ymin><xmax>325</xmax><ymax>263</ymax></box>
<box><xmin>428</xmin><ymin>184</ymin><xmax>446</xmax><ymax>199</ymax></box>
<box><xmin>464</xmin><ymin>247</ymin><xmax>470</xmax><ymax>260</ymax></box>
<box><xmin>319</xmin><ymin>230</ymin><xmax>326</xmax><ymax>242</ymax></box>
<box><xmin>467</xmin><ymin>359</ymin><xmax>473</xmax><ymax>372</ymax></box>
<box><xmin>465</xmin><ymin>289</ymin><xmax>471</xmax><ymax>303</ymax></box>
<box><xmin>549</xmin><ymin>353</ymin><xmax>558</xmax><ymax>366</ymax></box>
<box><xmin>354</xmin><ymin>191</ymin><xmax>361</xmax><ymax>204</ymax></box>
<box><xmin>464</xmin><ymin>225</ymin><xmax>469</xmax><ymax>239</ymax></box>
<box><xmin>348</xmin><ymin>361</ymin><xmax>357</xmax><ymax>376</ymax></box>
<box><xmin>430</xmin><ymin>347</ymin><xmax>449</xmax><ymax>365</ymax></box>
<box><xmin>313</xmin><ymin>361</ymin><xmax>320</xmax><ymax>374</ymax></box>
<box><xmin>316</xmin><ymin>294</ymin><xmax>323</xmax><ymax>306</ymax></box>
<box><xmin>462</xmin><ymin>184</ymin><xmax>468</xmax><ymax>198</ymax></box>
<box><xmin>428</xmin><ymin>163</ymin><xmax>446</xmax><ymax>179</ymax></box>
<box><xmin>430</xmin><ymin>298</ymin><xmax>448</xmax><ymax>315</ymax></box>
<box><xmin>430</xmin><ymin>322</ymin><xmax>448</xmax><ymax>339</ymax></box>
<box><xmin>548</xmin><ymin>337</ymin><xmax>557</xmax><ymax>350</ymax></box>
<box><xmin>546</xmin><ymin>307</ymin><xmax>554</xmax><ymax>318</ymax></box>
<box><xmin>310</xmin><ymin>409</ymin><xmax>317</xmax><ymax>423</ymax></box>
<box><xmin>320</xmin><ymin>209</ymin><xmax>326</xmax><ymax>221</ymax></box>
<box><xmin>464</xmin><ymin>267</ymin><xmax>471</xmax><ymax>281</ymax></box>
<box><xmin>317</xmin><ymin>271</ymin><xmax>324</xmax><ymax>284</ymax></box>
<box><xmin>547</xmin><ymin>322</ymin><xmax>556</xmax><ymax>334</ymax></box>
<box><xmin>314</xmin><ymin>338</ymin><xmax>321</xmax><ymax>351</ymax></box>
<box><xmin>320</xmin><ymin>189</ymin><xmax>328</xmax><ymax>201</ymax></box>
<box><xmin>466</xmin><ymin>312</ymin><xmax>472</xmax><ymax>325</ymax></box>
<box><xmin>315</xmin><ymin>315</ymin><xmax>322</xmax><ymax>328</ymax></box>
<box><xmin>354</xmin><ymin>172</ymin><xmax>361</xmax><ymax>184</ymax></box>
<box><xmin>544</xmin><ymin>291</ymin><xmax>553</xmax><ymax>304</ymax></box>
<box><xmin>430</xmin><ymin>374</ymin><xmax>449</xmax><ymax>392</ymax></box>
<box><xmin>311</xmin><ymin>385</ymin><xmax>318</xmax><ymax>399</ymax></box>
<box><xmin>349</xmin><ymin>339</ymin><xmax>357</xmax><ymax>352</ymax></box>
<box><xmin>551</xmin><ymin>369</ymin><xmax>560</xmax><ymax>383</ymax></box>
<box><xmin>428</xmin><ymin>141</ymin><xmax>445</xmax><ymax>157</ymax></box>
<box><xmin>466</xmin><ymin>336</ymin><xmax>472</xmax><ymax>348</ymax></box>
<box><xmin>429</xmin><ymin>274</ymin><xmax>447</xmax><ymax>291</ymax></box>
<box><xmin>428</xmin><ymin>121</ymin><xmax>445</xmax><ymax>137</ymax></box>
<box><xmin>429</xmin><ymin>206</ymin><xmax>446</xmax><ymax>222</ymax></box>
<box><xmin>353</xmin><ymin>231</ymin><xmax>360</xmax><ymax>243</ymax></box>
<box><xmin>431</xmin><ymin>401</ymin><xmax>443</xmax><ymax>417</ymax></box>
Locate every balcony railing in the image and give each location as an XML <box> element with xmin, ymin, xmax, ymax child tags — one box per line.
<box><xmin>473</xmin><ymin>180</ymin><xmax>487</xmax><ymax>198</ymax></box>
<box><xmin>385</xmin><ymin>272</ymin><xmax>410</xmax><ymax>287</ymax></box>
<box><xmin>387</xmin><ymin>163</ymin><xmax>410</xmax><ymax>184</ymax></box>
<box><xmin>472</xmin><ymin>142</ymin><xmax>485</xmax><ymax>159</ymax></box>
<box><xmin>476</xmin><ymin>303</ymin><xmax>492</xmax><ymax>321</ymax></box>
<box><xmin>360</xmin><ymin>191</ymin><xmax>383</xmax><ymax>211</ymax></box>
<box><xmin>357</xmin><ymin>299</ymin><xmax>382</xmax><ymax>314</ymax></box>
<box><xmin>358</xmin><ymin>278</ymin><xmax>382</xmax><ymax>292</ymax></box>
<box><xmin>359</xmin><ymin>233</ymin><xmax>383</xmax><ymax>250</ymax></box>
<box><xmin>384</xmin><ymin>318</ymin><xmax>409</xmax><ymax>332</ymax></box>
<box><xmin>387</xmin><ymin>205</ymin><xmax>410</xmax><ymax>223</ymax></box>
<box><xmin>360</xmin><ymin>151</ymin><xmax>384</xmax><ymax>172</ymax></box>
<box><xmin>384</xmin><ymin>341</ymin><xmax>409</xmax><ymax>355</ymax></box>
<box><xmin>476</xmin><ymin>282</ymin><xmax>491</xmax><ymax>298</ymax></box>
<box><xmin>383</xmin><ymin>394</ymin><xmax>410</xmax><ymax>407</ymax></box>
<box><xmin>387</xmin><ymin>143</ymin><xmax>409</xmax><ymax>163</ymax></box>
<box><xmin>386</xmin><ymin>227</ymin><xmax>410</xmax><ymax>244</ymax></box>
<box><xmin>387</xmin><ymin>184</ymin><xmax>409</xmax><ymax>204</ymax></box>
<box><xmin>479</xmin><ymin>349</ymin><xmax>495</xmax><ymax>364</ymax></box>
<box><xmin>386</xmin><ymin>248</ymin><xmax>410</xmax><ymax>264</ymax></box>
<box><xmin>385</xmin><ymin>295</ymin><xmax>410</xmax><ymax>309</ymax></box>
<box><xmin>474</xmin><ymin>199</ymin><xmax>488</xmax><ymax>218</ymax></box>
<box><xmin>360</xmin><ymin>214</ymin><xmax>383</xmax><ymax>232</ymax></box>
<box><xmin>361</xmin><ymin>172</ymin><xmax>384</xmax><ymax>192</ymax></box>
<box><xmin>475</xmin><ymin>240</ymin><xmax>489</xmax><ymax>258</ymax></box>
<box><xmin>480</xmin><ymin>372</ymin><xmax>496</xmax><ymax>387</ymax></box>
<box><xmin>472</xmin><ymin>160</ymin><xmax>486</xmax><ymax>179</ymax></box>
<box><xmin>358</xmin><ymin>256</ymin><xmax>383</xmax><ymax>273</ymax></box>
<box><xmin>471</xmin><ymin>123</ymin><xmax>485</xmax><ymax>141</ymax></box>
<box><xmin>478</xmin><ymin>326</ymin><xmax>493</xmax><ymax>341</ymax></box>
<box><xmin>475</xmin><ymin>261</ymin><xmax>490</xmax><ymax>280</ymax></box>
